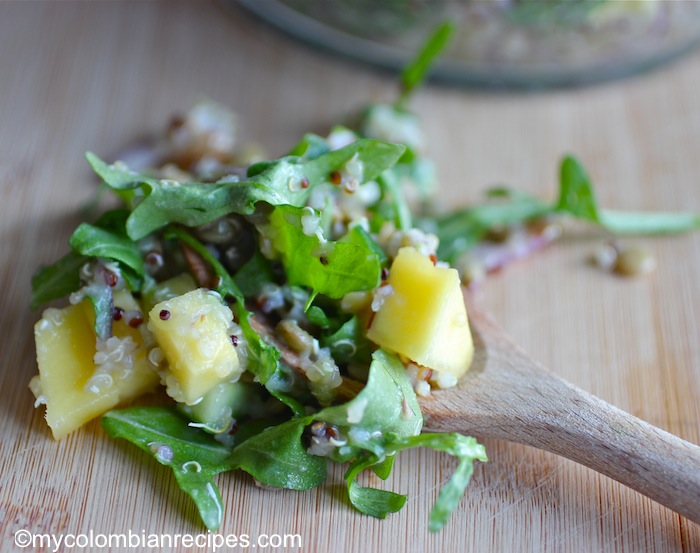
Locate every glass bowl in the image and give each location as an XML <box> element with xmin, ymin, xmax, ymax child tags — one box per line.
<box><xmin>236</xmin><ymin>0</ymin><xmax>700</xmax><ymax>89</ymax></box>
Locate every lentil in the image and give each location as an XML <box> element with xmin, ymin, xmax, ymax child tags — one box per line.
<box><xmin>614</xmin><ymin>246</ymin><xmax>656</xmax><ymax>276</ymax></box>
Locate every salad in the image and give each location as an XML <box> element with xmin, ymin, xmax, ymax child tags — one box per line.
<box><xmin>29</xmin><ymin>26</ymin><xmax>700</xmax><ymax>532</ymax></box>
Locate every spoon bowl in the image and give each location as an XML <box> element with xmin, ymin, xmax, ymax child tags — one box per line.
<box><xmin>419</xmin><ymin>292</ymin><xmax>700</xmax><ymax>524</ymax></box>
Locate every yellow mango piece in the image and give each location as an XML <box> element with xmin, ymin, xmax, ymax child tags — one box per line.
<box><xmin>142</xmin><ymin>272</ymin><xmax>197</xmax><ymax>315</ymax></box>
<box><xmin>367</xmin><ymin>247</ymin><xmax>474</xmax><ymax>380</ymax></box>
<box><xmin>148</xmin><ymin>289</ymin><xmax>241</xmax><ymax>405</ymax></box>
<box><xmin>32</xmin><ymin>297</ymin><xmax>159</xmax><ymax>440</ymax></box>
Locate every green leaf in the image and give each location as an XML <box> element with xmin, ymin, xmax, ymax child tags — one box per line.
<box><xmin>316</xmin><ymin>349</ymin><xmax>423</xmax><ymax>460</ymax></box>
<box><xmin>428</xmin><ymin>457</ymin><xmax>476</xmax><ymax>532</ymax></box>
<box><xmin>398</xmin><ymin>21</ymin><xmax>455</xmax><ymax>108</ymax></box>
<box><xmin>341</xmin><ymin>224</ymin><xmax>388</xmax><ymax>267</ymax></box>
<box><xmin>93</xmin><ymin>140</ymin><xmax>405</xmax><ymax>240</ymax></box>
<box><xmin>310</xmin><ymin>350</ymin><xmax>485</xmax><ymax>529</ymax></box>
<box><xmin>434</xmin><ymin>191</ymin><xmax>550</xmax><ymax>261</ymax></box>
<box><xmin>303</xmin><ymin>138</ymin><xmax>406</xmax><ymax>186</ymax></box>
<box><xmin>93</xmin><ymin>208</ymin><xmax>132</xmax><ymax>232</ymax></box>
<box><xmin>598</xmin><ymin>209</ymin><xmax>700</xmax><ymax>234</ymax></box>
<box><xmin>233</xmin><ymin>251</ymin><xmax>276</xmax><ymax>298</ymax></box>
<box><xmin>556</xmin><ymin>155</ymin><xmax>600</xmax><ymax>222</ymax></box>
<box><xmin>345</xmin><ymin>457</ymin><xmax>407</xmax><ymax>519</ymax></box>
<box><xmin>286</xmin><ymin>132</ymin><xmax>331</xmax><ymax>159</ymax></box>
<box><xmin>228</xmin><ymin>417</ymin><xmax>327</xmax><ymax>490</ymax></box>
<box><xmin>102</xmin><ymin>407</ymin><xmax>235</xmax><ymax>531</ymax></box>
<box><xmin>306</xmin><ymin>305</ymin><xmax>332</xmax><ymax>329</ymax></box>
<box><xmin>265</xmin><ymin>205</ymin><xmax>382</xmax><ymax>299</ymax></box>
<box><xmin>369</xmin><ymin>454</ymin><xmax>396</xmax><ymax>480</ymax></box>
<box><xmin>86</xmin><ymin>151</ymin><xmax>152</xmax><ymax>191</ymax></box>
<box><xmin>433</xmin><ymin>155</ymin><xmax>700</xmax><ymax>263</ymax></box>
<box><xmin>126</xmin><ymin>180</ymin><xmax>246</xmax><ymax>240</ymax></box>
<box><xmin>30</xmin><ymin>251</ymin><xmax>86</xmax><ymax>309</ymax></box>
<box><xmin>556</xmin><ymin>156</ymin><xmax>700</xmax><ymax>234</ymax></box>
<box><xmin>69</xmin><ymin>223</ymin><xmax>145</xmax><ymax>277</ymax></box>
<box><xmin>382</xmin><ymin>432</ymin><xmax>487</xmax><ymax>532</ymax></box>
<box><xmin>236</xmin><ymin>310</ymin><xmax>280</xmax><ymax>384</ymax></box>
<box><xmin>322</xmin><ymin>315</ymin><xmax>373</xmax><ymax>366</ymax></box>
<box><xmin>84</xmin><ymin>277</ymin><xmax>114</xmax><ymax>341</ymax></box>
<box><xmin>377</xmin><ymin>170</ymin><xmax>413</xmax><ymax>230</ymax></box>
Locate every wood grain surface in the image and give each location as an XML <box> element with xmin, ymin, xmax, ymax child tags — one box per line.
<box><xmin>1</xmin><ymin>2</ymin><xmax>699</xmax><ymax>552</ymax></box>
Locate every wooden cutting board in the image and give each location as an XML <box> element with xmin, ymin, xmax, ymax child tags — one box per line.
<box><xmin>1</xmin><ymin>2</ymin><xmax>698</xmax><ymax>552</ymax></box>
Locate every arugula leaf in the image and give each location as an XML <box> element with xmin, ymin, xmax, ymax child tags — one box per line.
<box><xmin>69</xmin><ymin>223</ymin><xmax>145</xmax><ymax>278</ymax></box>
<box><xmin>228</xmin><ymin>417</ymin><xmax>327</xmax><ymax>490</ymax></box>
<box><xmin>309</xmin><ymin>350</ymin><xmax>485</xmax><ymax>530</ymax></box>
<box><xmin>127</xmin><ymin>180</ymin><xmax>247</xmax><ymax>240</ymax></box>
<box><xmin>302</xmin><ymin>138</ymin><xmax>406</xmax><ymax>186</ymax></box>
<box><xmin>265</xmin><ymin>205</ymin><xmax>382</xmax><ymax>299</ymax></box>
<box><xmin>317</xmin><ymin>349</ymin><xmax>423</xmax><ymax>460</ymax></box>
<box><xmin>84</xmin><ymin>277</ymin><xmax>114</xmax><ymax>341</ymax></box>
<box><xmin>433</xmin><ymin>190</ymin><xmax>550</xmax><ymax>262</ymax></box>
<box><xmin>89</xmin><ymin>140</ymin><xmax>405</xmax><ymax>240</ymax></box>
<box><xmin>345</xmin><ymin>456</ymin><xmax>407</xmax><ymax>519</ymax></box>
<box><xmin>382</xmin><ymin>433</ymin><xmax>487</xmax><ymax>532</ymax></box>
<box><xmin>369</xmin><ymin>454</ymin><xmax>396</xmax><ymax>480</ymax></box>
<box><xmin>102</xmin><ymin>407</ymin><xmax>235</xmax><ymax>531</ymax></box>
<box><xmin>30</xmin><ymin>251</ymin><xmax>86</xmax><ymax>310</ymax></box>
<box><xmin>398</xmin><ymin>21</ymin><xmax>455</xmax><ymax>109</ymax></box>
<box><xmin>306</xmin><ymin>305</ymin><xmax>333</xmax><ymax>329</ymax></box>
<box><xmin>286</xmin><ymin>132</ymin><xmax>331</xmax><ymax>159</ymax></box>
<box><xmin>434</xmin><ymin>155</ymin><xmax>700</xmax><ymax>263</ymax></box>
<box><xmin>341</xmin><ymin>225</ymin><xmax>388</xmax><ymax>267</ymax></box>
<box><xmin>555</xmin><ymin>155</ymin><xmax>600</xmax><ymax>221</ymax></box>
<box><xmin>310</xmin><ymin>350</ymin><xmax>420</xmax><ymax>517</ymax></box>
<box><xmin>322</xmin><ymin>315</ymin><xmax>373</xmax><ymax>366</ymax></box>
<box><xmin>32</xmin><ymin>209</ymin><xmax>146</xmax><ymax>311</ymax></box>
<box><xmin>377</xmin><ymin>169</ymin><xmax>414</xmax><ymax>231</ymax></box>
<box><xmin>233</xmin><ymin>251</ymin><xmax>276</xmax><ymax>298</ymax></box>
<box><xmin>557</xmin><ymin>156</ymin><xmax>700</xmax><ymax>233</ymax></box>
<box><xmin>598</xmin><ymin>209</ymin><xmax>700</xmax><ymax>234</ymax></box>
<box><xmin>86</xmin><ymin>152</ymin><xmax>153</xmax><ymax>190</ymax></box>
<box><xmin>342</xmin><ymin>432</ymin><xmax>486</xmax><ymax>530</ymax></box>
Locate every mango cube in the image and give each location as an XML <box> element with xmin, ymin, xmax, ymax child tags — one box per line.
<box><xmin>32</xmin><ymin>292</ymin><xmax>159</xmax><ymax>440</ymax></box>
<box><xmin>148</xmin><ymin>289</ymin><xmax>241</xmax><ymax>405</ymax></box>
<box><xmin>367</xmin><ymin>247</ymin><xmax>473</xmax><ymax>379</ymax></box>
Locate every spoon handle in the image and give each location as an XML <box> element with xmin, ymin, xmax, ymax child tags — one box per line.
<box><xmin>530</xmin><ymin>382</ymin><xmax>700</xmax><ymax>525</ymax></box>
<box><xmin>421</xmin><ymin>301</ymin><xmax>700</xmax><ymax>523</ymax></box>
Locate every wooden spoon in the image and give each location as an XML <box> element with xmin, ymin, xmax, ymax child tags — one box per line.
<box><xmin>419</xmin><ymin>293</ymin><xmax>700</xmax><ymax>524</ymax></box>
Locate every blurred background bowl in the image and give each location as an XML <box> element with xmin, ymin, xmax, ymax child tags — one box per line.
<box><xmin>236</xmin><ymin>0</ymin><xmax>700</xmax><ymax>88</ymax></box>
